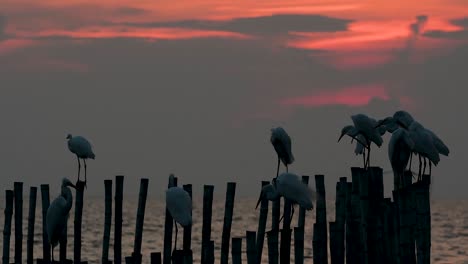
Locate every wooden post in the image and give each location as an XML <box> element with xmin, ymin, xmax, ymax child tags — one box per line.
<box><xmin>102</xmin><ymin>180</ymin><xmax>113</xmax><ymax>264</ymax></box>
<box><xmin>381</xmin><ymin>198</ymin><xmax>395</xmax><ymax>264</ymax></box>
<box><xmin>74</xmin><ymin>180</ymin><xmax>86</xmax><ymax>264</ymax></box>
<box><xmin>40</xmin><ymin>184</ymin><xmax>51</xmax><ymax>262</ymax></box>
<box><xmin>246</xmin><ymin>231</ymin><xmax>257</xmax><ymax>264</ymax></box>
<box><xmin>297</xmin><ymin>176</ymin><xmax>309</xmax><ymax>229</ymax></box>
<box><xmin>231</xmin><ymin>238</ymin><xmax>242</xmax><ymax>264</ymax></box>
<box><xmin>201</xmin><ymin>185</ymin><xmax>214</xmax><ymax>263</ymax></box>
<box><xmin>267</xmin><ymin>230</ymin><xmax>279</xmax><ymax>264</ymax></box>
<box><xmin>14</xmin><ymin>182</ymin><xmax>23</xmax><ymax>264</ymax></box>
<box><xmin>280</xmin><ymin>198</ymin><xmax>292</xmax><ymax>264</ymax></box>
<box><xmin>347</xmin><ymin>169</ymin><xmax>362</xmax><ymax>263</ymax></box>
<box><xmin>271</xmin><ymin>197</ymin><xmax>281</xmax><ymax>232</ymax></box>
<box><xmin>313</xmin><ymin>174</ymin><xmax>327</xmax><ymax>264</ymax></box>
<box><xmin>329</xmin><ymin>222</ymin><xmax>337</xmax><ymax>264</ymax></box>
<box><xmin>294</xmin><ymin>227</ymin><xmax>304</xmax><ymax>264</ymax></box>
<box><xmin>256</xmin><ymin>181</ymin><xmax>269</xmax><ymax>264</ymax></box>
<box><xmin>344</xmin><ymin>182</ymin><xmax>354</xmax><ymax>264</ymax></box>
<box><xmin>415</xmin><ymin>174</ymin><xmax>431</xmax><ymax>264</ymax></box>
<box><xmin>221</xmin><ymin>182</ymin><xmax>236</xmax><ymax>264</ymax></box>
<box><xmin>2</xmin><ymin>190</ymin><xmax>14</xmax><ymax>264</ymax></box>
<box><xmin>357</xmin><ymin>168</ymin><xmax>369</xmax><ymax>264</ymax></box>
<box><xmin>115</xmin><ymin>175</ymin><xmax>124</xmax><ymax>264</ymax></box>
<box><xmin>59</xmin><ymin>216</ymin><xmax>68</xmax><ymax>263</ymax></box>
<box><xmin>150</xmin><ymin>252</ymin><xmax>161</xmax><ymax>264</ymax></box>
<box><xmin>163</xmin><ymin>176</ymin><xmax>177</xmax><ymax>264</ymax></box>
<box><xmin>334</xmin><ymin>177</ymin><xmax>346</xmax><ymax>264</ymax></box>
<box><xmin>182</xmin><ymin>184</ymin><xmax>193</xmax><ymax>253</ymax></box>
<box><xmin>27</xmin><ymin>186</ymin><xmax>37</xmax><ymax>264</ymax></box>
<box><xmin>171</xmin><ymin>250</ymin><xmax>184</xmax><ymax>264</ymax></box>
<box><xmin>367</xmin><ymin>167</ymin><xmax>384</xmax><ymax>263</ymax></box>
<box><xmin>132</xmin><ymin>178</ymin><xmax>149</xmax><ymax>264</ymax></box>
<box><xmin>203</xmin><ymin>241</ymin><xmax>215</xmax><ymax>264</ymax></box>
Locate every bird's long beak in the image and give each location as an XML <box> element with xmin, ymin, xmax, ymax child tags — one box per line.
<box><xmin>338</xmin><ymin>132</ymin><xmax>345</xmax><ymax>142</ymax></box>
<box><xmin>69</xmin><ymin>182</ymin><xmax>77</xmax><ymax>189</ymax></box>
<box><xmin>255</xmin><ymin>193</ymin><xmax>263</xmax><ymax>209</ymax></box>
<box><xmin>374</xmin><ymin>120</ymin><xmax>384</xmax><ymax>128</ymax></box>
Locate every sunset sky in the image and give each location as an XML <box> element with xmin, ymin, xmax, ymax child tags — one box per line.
<box><xmin>1</xmin><ymin>0</ymin><xmax>467</xmax><ymax>198</ymax></box>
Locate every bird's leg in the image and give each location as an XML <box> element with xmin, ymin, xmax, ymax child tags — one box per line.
<box><xmin>418</xmin><ymin>154</ymin><xmax>422</xmax><ymax>181</ymax></box>
<box><xmin>276</xmin><ymin>158</ymin><xmax>280</xmax><ymax>178</ymax></box>
<box><xmin>408</xmin><ymin>152</ymin><xmax>413</xmax><ymax>172</ymax></box>
<box><xmin>366</xmin><ymin>145</ymin><xmax>371</xmax><ymax>169</ymax></box>
<box><xmin>51</xmin><ymin>246</ymin><xmax>54</xmax><ymax>262</ymax></box>
<box><xmin>76</xmin><ymin>155</ymin><xmax>81</xmax><ymax>183</ymax></box>
<box><xmin>290</xmin><ymin>205</ymin><xmax>295</xmax><ymax>223</ymax></box>
<box><xmin>279</xmin><ymin>213</ymin><xmax>284</xmax><ymax>224</ymax></box>
<box><xmin>422</xmin><ymin>157</ymin><xmax>427</xmax><ymax>181</ymax></box>
<box><xmin>286</xmin><ymin>164</ymin><xmax>288</xmax><ymax>173</ymax></box>
<box><xmin>429</xmin><ymin>161</ymin><xmax>432</xmax><ymax>177</ymax></box>
<box><xmin>362</xmin><ymin>149</ymin><xmax>366</xmax><ymax>169</ymax></box>
<box><xmin>174</xmin><ymin>220</ymin><xmax>178</xmax><ymax>250</ymax></box>
<box><xmin>84</xmin><ymin>159</ymin><xmax>88</xmax><ymax>188</ymax></box>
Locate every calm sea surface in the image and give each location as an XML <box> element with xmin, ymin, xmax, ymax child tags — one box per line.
<box><xmin>1</xmin><ymin>197</ymin><xmax>467</xmax><ymax>263</ymax></box>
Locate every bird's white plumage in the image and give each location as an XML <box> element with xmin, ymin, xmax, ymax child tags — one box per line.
<box><xmin>354</xmin><ymin>134</ymin><xmax>367</xmax><ymax>155</ymax></box>
<box><xmin>274</xmin><ymin>172</ymin><xmax>315</xmax><ymax>210</ymax></box>
<box><xmin>270</xmin><ymin>127</ymin><xmax>294</xmax><ymax>166</ymax></box>
<box><xmin>351</xmin><ymin>114</ymin><xmax>383</xmax><ymax>147</ymax></box>
<box><xmin>426</xmin><ymin>129</ymin><xmax>449</xmax><ymax>156</ymax></box>
<box><xmin>409</xmin><ymin>122</ymin><xmax>440</xmax><ymax>165</ymax></box>
<box><xmin>393</xmin><ymin>111</ymin><xmax>414</xmax><ymax>129</ymax></box>
<box><xmin>67</xmin><ymin>135</ymin><xmax>95</xmax><ymax>159</ymax></box>
<box><xmin>166</xmin><ymin>187</ymin><xmax>192</xmax><ymax>227</ymax></box>
<box><xmin>260</xmin><ymin>184</ymin><xmax>280</xmax><ymax>201</ymax></box>
<box><xmin>388</xmin><ymin>128</ymin><xmax>414</xmax><ymax>185</ymax></box>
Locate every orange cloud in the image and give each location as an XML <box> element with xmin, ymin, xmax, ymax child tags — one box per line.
<box><xmin>280</xmin><ymin>84</ymin><xmax>390</xmax><ymax>107</ymax></box>
<box><xmin>0</xmin><ymin>39</ymin><xmax>35</xmax><ymax>55</ymax></box>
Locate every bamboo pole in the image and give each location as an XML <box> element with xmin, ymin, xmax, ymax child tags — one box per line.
<box><xmin>271</xmin><ymin>196</ymin><xmax>281</xmax><ymax>232</ymax></box>
<box><xmin>203</xmin><ymin>241</ymin><xmax>215</xmax><ymax>264</ymax></box>
<box><xmin>40</xmin><ymin>184</ymin><xmax>51</xmax><ymax>262</ymax></box>
<box><xmin>14</xmin><ymin>182</ymin><xmax>23</xmax><ymax>264</ymax></box>
<box><xmin>246</xmin><ymin>231</ymin><xmax>257</xmax><ymax>264</ymax></box>
<box><xmin>367</xmin><ymin>167</ymin><xmax>384</xmax><ymax>263</ymax></box>
<box><xmin>115</xmin><ymin>175</ymin><xmax>124</xmax><ymax>264</ymax></box>
<box><xmin>74</xmin><ymin>180</ymin><xmax>86</xmax><ymax>264</ymax></box>
<box><xmin>27</xmin><ymin>186</ymin><xmax>37</xmax><ymax>264</ymax></box>
<box><xmin>182</xmin><ymin>184</ymin><xmax>193</xmax><ymax>253</ymax></box>
<box><xmin>415</xmin><ymin>174</ymin><xmax>431</xmax><ymax>264</ymax></box>
<box><xmin>297</xmin><ymin>176</ymin><xmax>310</xmax><ymax>229</ymax></box>
<box><xmin>59</xmin><ymin>216</ymin><xmax>68</xmax><ymax>263</ymax></box>
<box><xmin>345</xmin><ymin>182</ymin><xmax>353</xmax><ymax>264</ymax></box>
<box><xmin>381</xmin><ymin>198</ymin><xmax>395</xmax><ymax>264</ymax></box>
<box><xmin>267</xmin><ymin>230</ymin><xmax>279</xmax><ymax>264</ymax></box>
<box><xmin>102</xmin><ymin>180</ymin><xmax>113</xmax><ymax>264</ymax></box>
<box><xmin>2</xmin><ymin>190</ymin><xmax>14</xmax><ymax>264</ymax></box>
<box><xmin>163</xmin><ymin>175</ymin><xmax>177</xmax><ymax>264</ymax></box>
<box><xmin>221</xmin><ymin>182</ymin><xmax>236</xmax><ymax>264</ymax></box>
<box><xmin>132</xmin><ymin>178</ymin><xmax>149</xmax><ymax>264</ymax></box>
<box><xmin>201</xmin><ymin>185</ymin><xmax>214</xmax><ymax>263</ymax></box>
<box><xmin>358</xmin><ymin>168</ymin><xmax>369</xmax><ymax>264</ymax></box>
<box><xmin>329</xmin><ymin>222</ymin><xmax>337</xmax><ymax>264</ymax></box>
<box><xmin>334</xmin><ymin>177</ymin><xmax>346</xmax><ymax>264</ymax></box>
<box><xmin>150</xmin><ymin>252</ymin><xmax>161</xmax><ymax>264</ymax></box>
<box><xmin>256</xmin><ymin>181</ymin><xmax>269</xmax><ymax>264</ymax></box>
<box><xmin>231</xmin><ymin>237</ymin><xmax>242</xmax><ymax>264</ymax></box>
<box><xmin>348</xmin><ymin>168</ymin><xmax>362</xmax><ymax>264</ymax></box>
<box><xmin>313</xmin><ymin>174</ymin><xmax>327</xmax><ymax>264</ymax></box>
<box><xmin>280</xmin><ymin>199</ymin><xmax>292</xmax><ymax>264</ymax></box>
<box><xmin>172</xmin><ymin>250</ymin><xmax>184</xmax><ymax>264</ymax></box>
<box><xmin>293</xmin><ymin>227</ymin><xmax>304</xmax><ymax>264</ymax></box>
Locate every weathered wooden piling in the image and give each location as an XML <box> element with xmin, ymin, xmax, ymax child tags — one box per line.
<box><xmin>74</xmin><ymin>180</ymin><xmax>86</xmax><ymax>264</ymax></box>
<box><xmin>357</xmin><ymin>168</ymin><xmax>369</xmax><ymax>264</ymax></box>
<box><xmin>150</xmin><ymin>252</ymin><xmax>161</xmax><ymax>264</ymax></box>
<box><xmin>334</xmin><ymin>177</ymin><xmax>346</xmax><ymax>264</ymax></box>
<box><xmin>102</xmin><ymin>179</ymin><xmax>113</xmax><ymax>264</ymax></box>
<box><xmin>171</xmin><ymin>250</ymin><xmax>185</xmax><ymax>264</ymax></box>
<box><xmin>367</xmin><ymin>167</ymin><xmax>384</xmax><ymax>263</ymax></box>
<box><xmin>163</xmin><ymin>175</ymin><xmax>176</xmax><ymax>264</ymax></box>
<box><xmin>59</xmin><ymin>217</ymin><xmax>68</xmax><ymax>263</ymax></box>
<box><xmin>203</xmin><ymin>240</ymin><xmax>215</xmax><ymax>264</ymax></box>
<box><xmin>231</xmin><ymin>237</ymin><xmax>242</xmax><ymax>264</ymax></box>
<box><xmin>2</xmin><ymin>190</ymin><xmax>14</xmax><ymax>264</ymax></box>
<box><xmin>14</xmin><ymin>182</ymin><xmax>23</xmax><ymax>264</ymax></box>
<box><xmin>313</xmin><ymin>174</ymin><xmax>327</xmax><ymax>264</ymax></box>
<box><xmin>329</xmin><ymin>222</ymin><xmax>337</xmax><ymax>264</ymax></box>
<box><xmin>297</xmin><ymin>176</ymin><xmax>309</xmax><ymax>229</ymax></box>
<box><xmin>267</xmin><ymin>230</ymin><xmax>279</xmax><ymax>264</ymax></box>
<box><xmin>201</xmin><ymin>185</ymin><xmax>214</xmax><ymax>263</ymax></box>
<box><xmin>381</xmin><ymin>198</ymin><xmax>396</xmax><ymax>264</ymax></box>
<box><xmin>280</xmin><ymin>199</ymin><xmax>293</xmax><ymax>264</ymax></box>
<box><xmin>293</xmin><ymin>227</ymin><xmax>304</xmax><ymax>264</ymax></box>
<box><xmin>415</xmin><ymin>174</ymin><xmax>431</xmax><ymax>264</ymax></box>
<box><xmin>246</xmin><ymin>231</ymin><xmax>257</xmax><ymax>264</ymax></box>
<box><xmin>256</xmin><ymin>181</ymin><xmax>270</xmax><ymax>264</ymax></box>
<box><xmin>221</xmin><ymin>182</ymin><xmax>236</xmax><ymax>264</ymax></box>
<box><xmin>182</xmin><ymin>184</ymin><xmax>192</xmax><ymax>253</ymax></box>
<box><xmin>344</xmin><ymin>182</ymin><xmax>354</xmax><ymax>264</ymax></box>
<box><xmin>132</xmin><ymin>178</ymin><xmax>149</xmax><ymax>264</ymax></box>
<box><xmin>27</xmin><ymin>186</ymin><xmax>37</xmax><ymax>264</ymax></box>
<box><xmin>40</xmin><ymin>184</ymin><xmax>51</xmax><ymax>262</ymax></box>
<box><xmin>115</xmin><ymin>175</ymin><xmax>124</xmax><ymax>264</ymax></box>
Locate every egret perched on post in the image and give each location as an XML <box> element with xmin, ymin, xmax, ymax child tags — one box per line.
<box><xmin>67</xmin><ymin>134</ymin><xmax>95</xmax><ymax>186</ymax></box>
<box><xmin>256</xmin><ymin>172</ymin><xmax>315</xmax><ymax>222</ymax></box>
<box><xmin>388</xmin><ymin>128</ymin><xmax>415</xmax><ymax>188</ymax></box>
<box><xmin>46</xmin><ymin>178</ymin><xmax>76</xmax><ymax>261</ymax></box>
<box><xmin>408</xmin><ymin>121</ymin><xmax>440</xmax><ymax>180</ymax></box>
<box><xmin>270</xmin><ymin>127</ymin><xmax>294</xmax><ymax>178</ymax></box>
<box><xmin>166</xmin><ymin>175</ymin><xmax>192</xmax><ymax>250</ymax></box>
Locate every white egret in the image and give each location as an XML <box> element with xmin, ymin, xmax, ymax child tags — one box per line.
<box><xmin>67</xmin><ymin>134</ymin><xmax>95</xmax><ymax>186</ymax></box>
<box><xmin>408</xmin><ymin>121</ymin><xmax>440</xmax><ymax>179</ymax></box>
<box><xmin>270</xmin><ymin>127</ymin><xmax>294</xmax><ymax>178</ymax></box>
<box><xmin>166</xmin><ymin>175</ymin><xmax>192</xmax><ymax>250</ymax></box>
<box><xmin>389</xmin><ymin>128</ymin><xmax>415</xmax><ymax>188</ymax></box>
<box><xmin>46</xmin><ymin>178</ymin><xmax>76</xmax><ymax>261</ymax></box>
<box><xmin>256</xmin><ymin>172</ymin><xmax>315</xmax><ymax>222</ymax></box>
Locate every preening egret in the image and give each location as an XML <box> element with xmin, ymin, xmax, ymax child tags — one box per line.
<box><xmin>166</xmin><ymin>175</ymin><xmax>192</xmax><ymax>250</ymax></box>
<box><xmin>67</xmin><ymin>134</ymin><xmax>95</xmax><ymax>186</ymax></box>
<box><xmin>389</xmin><ymin>128</ymin><xmax>415</xmax><ymax>188</ymax></box>
<box><xmin>46</xmin><ymin>178</ymin><xmax>76</xmax><ymax>261</ymax></box>
<box><xmin>257</xmin><ymin>172</ymin><xmax>315</xmax><ymax>222</ymax></box>
<box><xmin>270</xmin><ymin>127</ymin><xmax>294</xmax><ymax>178</ymax></box>
<box><xmin>408</xmin><ymin>121</ymin><xmax>440</xmax><ymax>179</ymax></box>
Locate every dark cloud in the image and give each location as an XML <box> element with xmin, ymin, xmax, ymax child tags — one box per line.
<box><xmin>119</xmin><ymin>14</ymin><xmax>352</xmax><ymax>35</ymax></box>
<box><xmin>410</xmin><ymin>15</ymin><xmax>428</xmax><ymax>35</ymax></box>
<box><xmin>424</xmin><ymin>17</ymin><xmax>468</xmax><ymax>40</ymax></box>
<box><xmin>113</xmin><ymin>7</ymin><xmax>150</xmax><ymax>16</ymax></box>
<box><xmin>451</xmin><ymin>17</ymin><xmax>468</xmax><ymax>28</ymax></box>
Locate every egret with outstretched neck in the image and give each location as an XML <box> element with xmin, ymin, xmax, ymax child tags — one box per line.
<box><xmin>46</xmin><ymin>178</ymin><xmax>76</xmax><ymax>262</ymax></box>
<box><xmin>67</xmin><ymin>134</ymin><xmax>95</xmax><ymax>186</ymax></box>
<box><xmin>270</xmin><ymin>127</ymin><xmax>294</xmax><ymax>178</ymax></box>
<box><xmin>166</xmin><ymin>175</ymin><xmax>192</xmax><ymax>250</ymax></box>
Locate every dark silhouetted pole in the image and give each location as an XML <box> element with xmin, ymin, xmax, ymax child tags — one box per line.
<box><xmin>416</xmin><ymin>174</ymin><xmax>431</xmax><ymax>264</ymax></box>
<box><xmin>312</xmin><ymin>175</ymin><xmax>327</xmax><ymax>264</ymax></box>
<box><xmin>59</xmin><ymin>217</ymin><xmax>68</xmax><ymax>262</ymax></box>
<box><xmin>14</xmin><ymin>182</ymin><xmax>23</xmax><ymax>264</ymax></box>
<box><xmin>358</xmin><ymin>168</ymin><xmax>369</xmax><ymax>264</ymax></box>
<box><xmin>102</xmin><ymin>180</ymin><xmax>113</xmax><ymax>264</ymax></box>
<box><xmin>256</xmin><ymin>181</ymin><xmax>270</xmax><ymax>264</ymax></box>
<box><xmin>294</xmin><ymin>227</ymin><xmax>304</xmax><ymax>264</ymax></box>
<box><xmin>345</xmin><ymin>182</ymin><xmax>355</xmax><ymax>264</ymax></box>
<box><xmin>182</xmin><ymin>184</ymin><xmax>193</xmax><ymax>253</ymax></box>
<box><xmin>203</xmin><ymin>241</ymin><xmax>215</xmax><ymax>264</ymax></box>
<box><xmin>132</xmin><ymin>178</ymin><xmax>149</xmax><ymax>264</ymax></box>
<box><xmin>150</xmin><ymin>252</ymin><xmax>161</xmax><ymax>264</ymax></box>
<box><xmin>40</xmin><ymin>184</ymin><xmax>51</xmax><ymax>262</ymax></box>
<box><xmin>334</xmin><ymin>177</ymin><xmax>347</xmax><ymax>264</ymax></box>
<box><xmin>163</xmin><ymin>176</ymin><xmax>177</xmax><ymax>264</ymax></box>
<box><xmin>115</xmin><ymin>175</ymin><xmax>124</xmax><ymax>264</ymax></box>
<box><xmin>231</xmin><ymin>237</ymin><xmax>242</xmax><ymax>264</ymax></box>
<box><xmin>280</xmin><ymin>197</ymin><xmax>292</xmax><ymax>264</ymax></box>
<box><xmin>2</xmin><ymin>190</ymin><xmax>14</xmax><ymax>264</ymax></box>
<box><xmin>221</xmin><ymin>182</ymin><xmax>236</xmax><ymax>264</ymax></box>
<box><xmin>201</xmin><ymin>185</ymin><xmax>214</xmax><ymax>263</ymax></box>
<box><xmin>246</xmin><ymin>231</ymin><xmax>257</xmax><ymax>264</ymax></box>
<box><xmin>297</xmin><ymin>176</ymin><xmax>309</xmax><ymax>229</ymax></box>
<box><xmin>367</xmin><ymin>167</ymin><xmax>384</xmax><ymax>263</ymax></box>
<box><xmin>74</xmin><ymin>180</ymin><xmax>86</xmax><ymax>264</ymax></box>
<box><xmin>27</xmin><ymin>186</ymin><xmax>37</xmax><ymax>264</ymax></box>
<box><xmin>329</xmin><ymin>222</ymin><xmax>337</xmax><ymax>264</ymax></box>
<box><xmin>267</xmin><ymin>230</ymin><xmax>279</xmax><ymax>264</ymax></box>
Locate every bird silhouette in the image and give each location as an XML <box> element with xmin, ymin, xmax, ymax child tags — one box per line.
<box><xmin>67</xmin><ymin>134</ymin><xmax>95</xmax><ymax>186</ymax></box>
<box><xmin>166</xmin><ymin>175</ymin><xmax>192</xmax><ymax>251</ymax></box>
<box><xmin>270</xmin><ymin>127</ymin><xmax>294</xmax><ymax>178</ymax></box>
